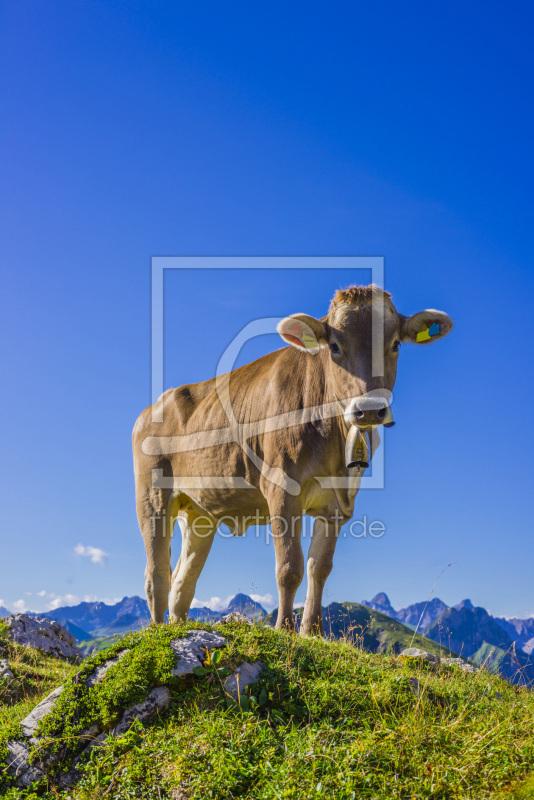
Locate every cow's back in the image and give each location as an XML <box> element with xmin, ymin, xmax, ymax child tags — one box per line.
<box><xmin>134</xmin><ymin>344</ymin><xmax>318</xmax><ymax>441</ymax></box>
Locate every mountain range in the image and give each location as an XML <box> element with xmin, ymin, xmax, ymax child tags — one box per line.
<box><xmin>361</xmin><ymin>591</ymin><xmax>450</xmax><ymax>630</ymax></box>
<box><xmin>362</xmin><ymin>592</ymin><xmax>534</xmax><ymax>653</ymax></box>
<box><xmin>361</xmin><ymin>592</ymin><xmax>534</xmax><ymax>685</ymax></box>
<box><xmin>1</xmin><ymin>592</ymin><xmax>532</xmax><ymax>684</ymax></box>
<box><xmin>0</xmin><ymin>593</ymin><xmax>267</xmax><ymax>652</ymax></box>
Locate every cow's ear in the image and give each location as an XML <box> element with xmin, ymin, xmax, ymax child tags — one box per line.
<box><xmin>277</xmin><ymin>313</ymin><xmax>328</xmax><ymax>354</ymax></box>
<box><xmin>401</xmin><ymin>309</ymin><xmax>453</xmax><ymax>345</ymax></box>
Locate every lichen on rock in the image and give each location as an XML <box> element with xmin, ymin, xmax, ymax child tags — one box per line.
<box><xmin>3</xmin><ymin>614</ymin><xmax>82</xmax><ymax>661</ymax></box>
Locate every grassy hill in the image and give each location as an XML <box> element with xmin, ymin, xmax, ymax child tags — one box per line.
<box><xmin>1</xmin><ymin>619</ymin><xmax>534</xmax><ymax>799</ymax></box>
<box><xmin>78</xmin><ymin>634</ymin><xmax>122</xmax><ymax>655</ymax></box>
<box><xmin>266</xmin><ymin>601</ymin><xmax>457</xmax><ymax>657</ymax></box>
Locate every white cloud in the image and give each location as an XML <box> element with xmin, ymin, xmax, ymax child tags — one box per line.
<box><xmin>74</xmin><ymin>544</ymin><xmax>108</xmax><ymax>566</ymax></box>
<box><xmin>191</xmin><ymin>595</ymin><xmax>233</xmax><ymax>611</ymax></box>
<box><xmin>250</xmin><ymin>593</ymin><xmax>275</xmax><ymax>610</ymax></box>
<box><xmin>495</xmin><ymin>611</ymin><xmax>534</xmax><ymax>621</ymax></box>
<box><xmin>4</xmin><ymin>591</ymin><xmax>124</xmax><ymax>614</ymax></box>
<box><xmin>82</xmin><ymin>594</ymin><xmax>121</xmax><ymax>605</ymax></box>
<box><xmin>43</xmin><ymin>592</ymin><xmax>121</xmax><ymax>611</ymax></box>
<box><xmin>47</xmin><ymin>593</ymin><xmax>81</xmax><ymax>610</ymax></box>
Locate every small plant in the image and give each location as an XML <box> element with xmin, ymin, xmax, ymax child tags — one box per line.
<box><xmin>192</xmin><ymin>647</ymin><xmax>229</xmax><ymax>679</ymax></box>
<box><xmin>193</xmin><ymin>649</ymin><xmax>268</xmax><ymax>712</ymax></box>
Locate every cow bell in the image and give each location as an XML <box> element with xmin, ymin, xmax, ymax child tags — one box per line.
<box><xmin>345</xmin><ymin>425</ymin><xmax>370</xmax><ymax>471</ymax></box>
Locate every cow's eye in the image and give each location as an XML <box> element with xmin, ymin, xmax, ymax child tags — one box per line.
<box><xmin>330</xmin><ymin>342</ymin><xmax>341</xmax><ymax>355</ymax></box>
<box><xmin>391</xmin><ymin>340</ymin><xmax>401</xmax><ymax>353</ymax></box>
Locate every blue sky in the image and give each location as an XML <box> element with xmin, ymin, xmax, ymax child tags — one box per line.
<box><xmin>1</xmin><ymin>1</ymin><xmax>533</xmax><ymax>618</ymax></box>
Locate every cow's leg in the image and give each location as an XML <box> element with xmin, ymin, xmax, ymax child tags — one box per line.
<box><xmin>137</xmin><ymin>483</ymin><xmax>175</xmax><ymax>625</ymax></box>
<box><xmin>169</xmin><ymin>512</ymin><xmax>216</xmax><ymax>621</ymax></box>
<box><xmin>270</xmin><ymin>500</ymin><xmax>304</xmax><ymax>631</ymax></box>
<box><xmin>300</xmin><ymin>518</ymin><xmax>340</xmax><ymax>637</ymax></box>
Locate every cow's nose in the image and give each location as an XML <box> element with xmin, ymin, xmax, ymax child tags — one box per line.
<box><xmin>344</xmin><ymin>395</ymin><xmax>393</xmax><ymax>428</ymax></box>
<box><xmin>354</xmin><ymin>408</ymin><xmax>385</xmax><ymax>426</ymax></box>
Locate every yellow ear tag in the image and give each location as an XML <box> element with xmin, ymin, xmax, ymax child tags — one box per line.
<box><xmin>301</xmin><ymin>330</ymin><xmax>318</xmax><ymax>349</ymax></box>
<box><xmin>416</xmin><ymin>326</ymin><xmax>431</xmax><ymax>343</ymax></box>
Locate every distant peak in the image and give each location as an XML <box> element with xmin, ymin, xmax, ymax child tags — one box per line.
<box><xmin>454</xmin><ymin>598</ymin><xmax>474</xmax><ymax>611</ymax></box>
<box><xmin>371</xmin><ymin>592</ymin><xmax>391</xmax><ymax>605</ymax></box>
<box><xmin>361</xmin><ymin>592</ymin><xmax>396</xmax><ymax>616</ymax></box>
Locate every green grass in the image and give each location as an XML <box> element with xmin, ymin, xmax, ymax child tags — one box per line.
<box><xmin>1</xmin><ymin>621</ymin><xmax>533</xmax><ymax>799</ymax></box>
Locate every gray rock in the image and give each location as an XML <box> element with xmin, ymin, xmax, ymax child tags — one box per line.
<box><xmin>399</xmin><ymin>648</ymin><xmax>440</xmax><ymax>663</ymax></box>
<box><xmin>75</xmin><ymin>687</ymin><xmax>172</xmax><ymax>750</ymax></box>
<box><xmin>218</xmin><ymin>612</ymin><xmax>254</xmax><ymax>625</ymax></box>
<box><xmin>73</xmin><ymin>732</ymin><xmax>108</xmax><ymax>762</ymax></box>
<box><xmin>18</xmin><ymin>650</ymin><xmax>125</xmax><ymax>747</ymax></box>
<box><xmin>4</xmin><ymin>614</ymin><xmax>82</xmax><ymax>661</ymax></box>
<box><xmin>408</xmin><ymin>677</ymin><xmax>421</xmax><ymax>697</ymax></box>
<box><xmin>56</xmin><ymin>731</ymin><xmax>109</xmax><ymax>789</ymax></box>
<box><xmin>440</xmin><ymin>657</ymin><xmax>478</xmax><ymax>673</ymax></box>
<box><xmin>4</xmin><ymin>740</ymin><xmax>46</xmax><ymax>787</ymax></box>
<box><xmin>461</xmin><ymin>663</ymin><xmax>479</xmax><ymax>674</ymax></box>
<box><xmin>58</xmin><ymin>766</ymin><xmax>86</xmax><ymax>789</ymax></box>
<box><xmin>112</xmin><ymin>686</ymin><xmax>172</xmax><ymax>736</ymax></box>
<box><xmin>76</xmin><ymin>723</ymin><xmax>101</xmax><ymax>743</ymax></box>
<box><xmin>21</xmin><ymin>685</ymin><xmax>64</xmax><ymax>738</ymax></box>
<box><xmin>0</xmin><ymin>658</ymin><xmax>14</xmax><ymax>681</ymax></box>
<box><xmin>170</xmin><ymin>630</ymin><xmax>227</xmax><ymax>676</ymax></box>
<box><xmin>84</xmin><ymin>649</ymin><xmax>130</xmax><ymax>687</ymax></box>
<box><xmin>224</xmin><ymin>661</ymin><xmax>263</xmax><ymax>700</ymax></box>
<box><xmin>440</xmin><ymin>657</ymin><xmax>467</xmax><ymax>667</ymax></box>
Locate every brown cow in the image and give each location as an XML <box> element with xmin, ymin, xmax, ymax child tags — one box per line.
<box><xmin>133</xmin><ymin>285</ymin><xmax>452</xmax><ymax>635</ymax></box>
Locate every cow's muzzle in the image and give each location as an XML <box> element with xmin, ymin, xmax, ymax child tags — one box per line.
<box><xmin>344</xmin><ymin>394</ymin><xmax>394</xmax><ymax>429</ymax></box>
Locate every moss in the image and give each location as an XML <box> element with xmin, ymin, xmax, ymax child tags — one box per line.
<box><xmin>0</xmin><ymin>621</ymin><xmax>230</xmax><ymax>790</ymax></box>
<box><xmin>28</xmin><ymin>623</ymin><xmax>213</xmax><ymax>762</ymax></box>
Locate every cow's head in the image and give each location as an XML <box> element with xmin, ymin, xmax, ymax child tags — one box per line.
<box><xmin>277</xmin><ymin>285</ymin><xmax>453</xmax><ymax>429</ymax></box>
